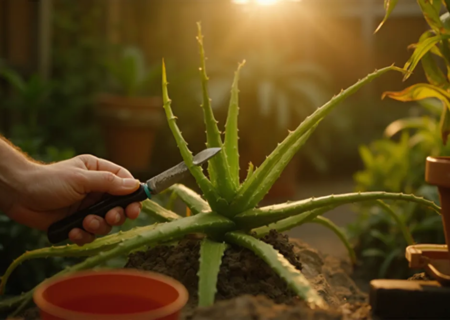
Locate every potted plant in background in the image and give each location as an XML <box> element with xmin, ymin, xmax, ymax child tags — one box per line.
<box><xmin>96</xmin><ymin>46</ymin><xmax>164</xmax><ymax>175</ymax></box>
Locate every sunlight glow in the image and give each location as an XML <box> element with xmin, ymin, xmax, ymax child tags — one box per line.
<box><xmin>256</xmin><ymin>0</ymin><xmax>279</xmax><ymax>5</ymax></box>
<box><xmin>232</xmin><ymin>0</ymin><xmax>301</xmax><ymax>5</ymax></box>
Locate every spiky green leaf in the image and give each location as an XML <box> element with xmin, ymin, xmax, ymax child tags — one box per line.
<box><xmin>224</xmin><ymin>231</ymin><xmax>326</xmax><ymax>309</ymax></box>
<box><xmin>224</xmin><ymin>61</ymin><xmax>245</xmax><ymax>188</ymax></box>
<box><xmin>168</xmin><ymin>184</ymin><xmax>211</xmax><ymax>214</ymax></box>
<box><xmin>252</xmin><ymin>206</ymin><xmax>337</xmax><ymax>238</ymax></box>
<box><xmin>243</xmin><ymin>162</ymin><xmax>254</xmax><ymax>184</ymax></box>
<box><xmin>230</xmin><ymin>66</ymin><xmax>403</xmax><ymax>213</ymax></box>
<box><xmin>234</xmin><ymin>192</ymin><xmax>440</xmax><ymax>229</ymax></box>
<box><xmin>162</xmin><ymin>59</ymin><xmax>225</xmax><ymax>212</ymax></box>
<box><xmin>141</xmin><ymin>199</ymin><xmax>182</xmax><ymax>222</ymax></box>
<box><xmin>309</xmin><ymin>217</ymin><xmax>356</xmax><ymax>264</ymax></box>
<box><xmin>0</xmin><ymin>223</ymin><xmax>160</xmax><ymax>294</ymax></box>
<box><xmin>230</xmin><ymin>124</ymin><xmax>319</xmax><ymax>214</ymax></box>
<box><xmin>198</xmin><ymin>238</ymin><xmax>228</xmax><ymax>307</ymax></box>
<box><xmin>196</xmin><ymin>22</ymin><xmax>236</xmax><ymax>200</ymax></box>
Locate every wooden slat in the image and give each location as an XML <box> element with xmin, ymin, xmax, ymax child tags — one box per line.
<box><xmin>5</xmin><ymin>0</ymin><xmax>34</xmax><ymax>70</ymax></box>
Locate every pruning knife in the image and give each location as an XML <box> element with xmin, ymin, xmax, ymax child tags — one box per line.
<box><xmin>47</xmin><ymin>147</ymin><xmax>221</xmax><ymax>244</ymax></box>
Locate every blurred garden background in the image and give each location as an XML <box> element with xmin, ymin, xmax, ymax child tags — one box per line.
<box><xmin>0</xmin><ymin>0</ymin><xmax>447</xmax><ymax>295</ymax></box>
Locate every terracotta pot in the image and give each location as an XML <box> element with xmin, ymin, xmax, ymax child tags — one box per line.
<box><xmin>425</xmin><ymin>156</ymin><xmax>450</xmax><ymax>256</ymax></box>
<box><xmin>96</xmin><ymin>94</ymin><xmax>164</xmax><ymax>173</ymax></box>
<box><xmin>33</xmin><ymin>269</ymin><xmax>188</xmax><ymax>320</ymax></box>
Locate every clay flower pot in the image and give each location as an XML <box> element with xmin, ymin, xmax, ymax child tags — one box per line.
<box><xmin>95</xmin><ymin>94</ymin><xmax>164</xmax><ymax>174</ymax></box>
<box><xmin>33</xmin><ymin>269</ymin><xmax>188</xmax><ymax>320</ymax></box>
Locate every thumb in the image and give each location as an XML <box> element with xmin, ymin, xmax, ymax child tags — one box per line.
<box><xmin>80</xmin><ymin>171</ymin><xmax>140</xmax><ymax>195</ymax></box>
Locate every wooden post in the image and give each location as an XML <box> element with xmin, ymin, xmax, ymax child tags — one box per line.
<box><xmin>38</xmin><ymin>0</ymin><xmax>52</xmax><ymax>80</ymax></box>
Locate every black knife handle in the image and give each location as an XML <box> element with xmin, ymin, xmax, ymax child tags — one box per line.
<box><xmin>47</xmin><ymin>183</ymin><xmax>149</xmax><ymax>244</ymax></box>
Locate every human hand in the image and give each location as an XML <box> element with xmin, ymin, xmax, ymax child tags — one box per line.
<box><xmin>2</xmin><ymin>154</ymin><xmax>142</xmax><ymax>246</ymax></box>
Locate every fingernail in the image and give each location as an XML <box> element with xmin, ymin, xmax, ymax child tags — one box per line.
<box><xmin>123</xmin><ymin>178</ymin><xmax>138</xmax><ymax>188</ymax></box>
<box><xmin>89</xmin><ymin>219</ymin><xmax>100</xmax><ymax>230</ymax></box>
<box><xmin>114</xmin><ymin>213</ymin><xmax>121</xmax><ymax>224</ymax></box>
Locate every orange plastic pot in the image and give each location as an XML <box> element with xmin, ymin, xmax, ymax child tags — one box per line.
<box><xmin>33</xmin><ymin>269</ymin><xmax>188</xmax><ymax>320</ymax></box>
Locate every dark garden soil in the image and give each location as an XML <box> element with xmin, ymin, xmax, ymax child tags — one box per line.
<box><xmin>17</xmin><ymin>230</ymin><xmax>375</xmax><ymax>320</ymax></box>
<box><xmin>125</xmin><ymin>230</ymin><xmax>370</xmax><ymax>320</ymax></box>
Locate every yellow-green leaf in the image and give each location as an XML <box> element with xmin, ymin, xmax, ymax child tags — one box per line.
<box><xmin>404</xmin><ymin>34</ymin><xmax>450</xmax><ymax>80</ymax></box>
<box><xmin>383</xmin><ymin>83</ymin><xmax>450</xmax><ymax>144</ymax></box>
<box><xmin>375</xmin><ymin>0</ymin><xmax>399</xmax><ymax>33</ymax></box>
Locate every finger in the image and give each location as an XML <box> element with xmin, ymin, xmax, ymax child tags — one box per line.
<box><xmin>125</xmin><ymin>202</ymin><xmax>141</xmax><ymax>220</ymax></box>
<box><xmin>83</xmin><ymin>215</ymin><xmax>112</xmax><ymax>235</ymax></box>
<box><xmin>77</xmin><ymin>170</ymin><xmax>140</xmax><ymax>195</ymax></box>
<box><xmin>68</xmin><ymin>192</ymin><xmax>104</xmax><ymax>214</ymax></box>
<box><xmin>105</xmin><ymin>207</ymin><xmax>126</xmax><ymax>226</ymax></box>
<box><xmin>68</xmin><ymin>228</ymin><xmax>96</xmax><ymax>246</ymax></box>
<box><xmin>77</xmin><ymin>154</ymin><xmax>134</xmax><ymax>179</ymax></box>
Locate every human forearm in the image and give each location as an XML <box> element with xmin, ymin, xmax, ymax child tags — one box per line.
<box><xmin>0</xmin><ymin>137</ymin><xmax>36</xmax><ymax>214</ymax></box>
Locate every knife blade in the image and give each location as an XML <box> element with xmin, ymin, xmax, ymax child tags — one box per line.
<box><xmin>47</xmin><ymin>147</ymin><xmax>221</xmax><ymax>244</ymax></box>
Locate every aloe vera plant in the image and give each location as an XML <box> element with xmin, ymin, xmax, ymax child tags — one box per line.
<box><xmin>0</xmin><ymin>23</ymin><xmax>441</xmax><ymax>316</ymax></box>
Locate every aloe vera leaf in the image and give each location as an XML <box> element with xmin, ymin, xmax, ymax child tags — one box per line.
<box><xmin>403</xmin><ymin>34</ymin><xmax>450</xmax><ymax>80</ymax></box>
<box><xmin>231</xmin><ymin>124</ymin><xmax>319</xmax><ymax>214</ymax></box>
<box><xmin>162</xmin><ymin>59</ymin><xmax>225</xmax><ymax>212</ymax></box>
<box><xmin>376</xmin><ymin>200</ymin><xmax>414</xmax><ymax>245</ymax></box>
<box><xmin>6</xmin><ymin>290</ymin><xmax>34</xmax><ymax>317</ymax></box>
<box><xmin>0</xmin><ymin>291</ymin><xmax>32</xmax><ymax>313</ymax></box>
<box><xmin>141</xmin><ymin>199</ymin><xmax>182</xmax><ymax>222</ymax></box>
<box><xmin>0</xmin><ymin>223</ymin><xmax>162</xmax><ymax>295</ymax></box>
<box><xmin>224</xmin><ymin>61</ymin><xmax>246</xmax><ymax>188</ymax></box>
<box><xmin>309</xmin><ymin>217</ymin><xmax>357</xmax><ymax>264</ymax></box>
<box><xmin>224</xmin><ymin>231</ymin><xmax>326</xmax><ymax>309</ymax></box>
<box><xmin>196</xmin><ymin>22</ymin><xmax>236</xmax><ymax>200</ymax></box>
<box><xmin>234</xmin><ymin>192</ymin><xmax>441</xmax><ymax>229</ymax></box>
<box><xmin>165</xmin><ymin>190</ymin><xmax>178</xmax><ymax>211</ymax></box>
<box><xmin>252</xmin><ymin>206</ymin><xmax>337</xmax><ymax>238</ymax></box>
<box><xmin>230</xmin><ymin>66</ymin><xmax>403</xmax><ymax>213</ymax></box>
<box><xmin>63</xmin><ymin>212</ymin><xmax>234</xmax><ymax>272</ymax></box>
<box><xmin>168</xmin><ymin>184</ymin><xmax>211</xmax><ymax>214</ymax></box>
<box><xmin>197</xmin><ymin>238</ymin><xmax>228</xmax><ymax>307</ymax></box>
<box><xmin>243</xmin><ymin>162</ymin><xmax>254</xmax><ymax>184</ymax></box>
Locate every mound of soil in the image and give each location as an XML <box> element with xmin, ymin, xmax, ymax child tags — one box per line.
<box><xmin>125</xmin><ymin>230</ymin><xmax>370</xmax><ymax>319</ymax></box>
<box><xmin>15</xmin><ymin>231</ymin><xmax>371</xmax><ymax>320</ymax></box>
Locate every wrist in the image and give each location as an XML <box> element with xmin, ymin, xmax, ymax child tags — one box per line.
<box><xmin>0</xmin><ymin>138</ymin><xmax>38</xmax><ymax>215</ymax></box>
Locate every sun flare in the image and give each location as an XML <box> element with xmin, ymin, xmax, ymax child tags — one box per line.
<box><xmin>232</xmin><ymin>0</ymin><xmax>280</xmax><ymax>5</ymax></box>
<box><xmin>256</xmin><ymin>0</ymin><xmax>279</xmax><ymax>5</ymax></box>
